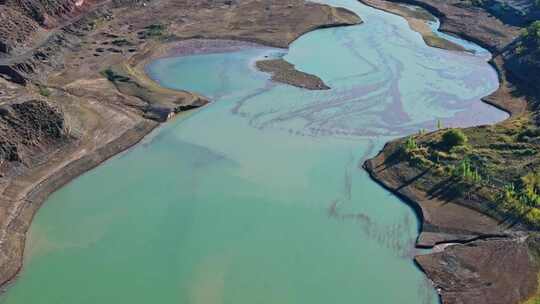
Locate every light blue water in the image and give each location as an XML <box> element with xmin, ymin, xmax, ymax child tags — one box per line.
<box><xmin>398</xmin><ymin>2</ymin><xmax>491</xmax><ymax>55</ymax></box>
<box><xmin>427</xmin><ymin>18</ymin><xmax>491</xmax><ymax>56</ymax></box>
<box><xmin>0</xmin><ymin>1</ymin><xmax>507</xmax><ymax>304</ymax></box>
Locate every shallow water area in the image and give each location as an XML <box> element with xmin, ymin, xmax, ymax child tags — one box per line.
<box><xmin>397</xmin><ymin>2</ymin><xmax>492</xmax><ymax>56</ymax></box>
<box><xmin>0</xmin><ymin>1</ymin><xmax>508</xmax><ymax>304</ymax></box>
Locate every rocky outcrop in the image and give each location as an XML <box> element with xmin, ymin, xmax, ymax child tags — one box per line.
<box><xmin>470</xmin><ymin>0</ymin><xmax>540</xmax><ymax>27</ymax></box>
<box><xmin>416</xmin><ymin>234</ymin><xmax>540</xmax><ymax>304</ymax></box>
<box><xmin>5</xmin><ymin>0</ymin><xmax>80</xmax><ymax>25</ymax></box>
<box><xmin>0</xmin><ymin>100</ymin><xmax>68</xmax><ymax>175</ymax></box>
<box><xmin>384</xmin><ymin>0</ymin><xmax>520</xmax><ymax>51</ymax></box>
<box><xmin>0</xmin><ymin>7</ymin><xmax>112</xmax><ymax>83</ymax></box>
<box><xmin>0</xmin><ymin>66</ymin><xmax>27</xmax><ymax>85</ymax></box>
<box><xmin>503</xmin><ymin>40</ymin><xmax>540</xmax><ymax>98</ymax></box>
<box><xmin>0</xmin><ymin>0</ymin><xmax>105</xmax><ymax>55</ymax></box>
<box><xmin>0</xmin><ymin>6</ymin><xmax>40</xmax><ymax>56</ymax></box>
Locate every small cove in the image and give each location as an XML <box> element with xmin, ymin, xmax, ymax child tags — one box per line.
<box><xmin>0</xmin><ymin>1</ymin><xmax>507</xmax><ymax>303</ymax></box>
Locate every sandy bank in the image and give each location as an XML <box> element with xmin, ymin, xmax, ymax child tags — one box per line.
<box><xmin>256</xmin><ymin>58</ymin><xmax>331</xmax><ymax>90</ymax></box>
<box><xmin>359</xmin><ymin>0</ymin><xmax>465</xmax><ymax>52</ymax></box>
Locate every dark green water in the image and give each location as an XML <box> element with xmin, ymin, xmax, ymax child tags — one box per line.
<box><xmin>0</xmin><ymin>1</ymin><xmax>507</xmax><ymax>303</ymax></box>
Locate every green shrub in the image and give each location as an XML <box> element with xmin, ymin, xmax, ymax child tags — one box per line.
<box><xmin>522</xmin><ymin>173</ymin><xmax>540</xmax><ymax>191</ymax></box>
<box><xmin>470</xmin><ymin>0</ymin><xmax>486</xmax><ymax>6</ymax></box>
<box><xmin>405</xmin><ymin>136</ymin><xmax>417</xmax><ymax>151</ymax></box>
<box><xmin>518</xmin><ymin>127</ymin><xmax>540</xmax><ymax>141</ymax></box>
<box><xmin>511</xmin><ymin>148</ymin><xmax>538</xmax><ymax>156</ymax></box>
<box><xmin>521</xmin><ymin>21</ymin><xmax>540</xmax><ymax>58</ymax></box>
<box><xmin>101</xmin><ymin>68</ymin><xmax>130</xmax><ymax>82</ymax></box>
<box><xmin>111</xmin><ymin>39</ymin><xmax>132</xmax><ymax>47</ymax></box>
<box><xmin>38</xmin><ymin>85</ymin><xmax>51</xmax><ymax>97</ymax></box>
<box><xmin>397</xmin><ymin>137</ymin><xmax>434</xmax><ymax>168</ymax></box>
<box><xmin>522</xmin><ymin>173</ymin><xmax>540</xmax><ymax>206</ymax></box>
<box><xmin>409</xmin><ymin>154</ymin><xmax>432</xmax><ymax>168</ymax></box>
<box><xmin>498</xmin><ymin>173</ymin><xmax>540</xmax><ymax>212</ymax></box>
<box><xmin>139</xmin><ymin>23</ymin><xmax>166</xmax><ymax>39</ymax></box>
<box><xmin>441</xmin><ymin>129</ymin><xmax>468</xmax><ymax>150</ymax></box>
<box><xmin>452</xmin><ymin>158</ymin><xmax>482</xmax><ymax>183</ymax></box>
<box><xmin>101</xmin><ymin>68</ymin><xmax>115</xmax><ymax>81</ymax></box>
<box><xmin>525</xmin><ymin>208</ymin><xmax>540</xmax><ymax>226</ymax></box>
<box><xmin>525</xmin><ymin>21</ymin><xmax>540</xmax><ymax>38</ymax></box>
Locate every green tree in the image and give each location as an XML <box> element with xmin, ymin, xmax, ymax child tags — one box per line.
<box><xmin>521</xmin><ymin>21</ymin><xmax>540</xmax><ymax>57</ymax></box>
<box><xmin>441</xmin><ymin>129</ymin><xmax>468</xmax><ymax>150</ymax></box>
<box><xmin>405</xmin><ymin>136</ymin><xmax>417</xmax><ymax>151</ymax></box>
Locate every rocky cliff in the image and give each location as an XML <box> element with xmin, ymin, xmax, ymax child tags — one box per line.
<box><xmin>0</xmin><ymin>0</ymin><xmax>104</xmax><ymax>56</ymax></box>
<box><xmin>0</xmin><ymin>100</ymin><xmax>68</xmax><ymax>172</ymax></box>
<box><xmin>473</xmin><ymin>0</ymin><xmax>540</xmax><ymax>26</ymax></box>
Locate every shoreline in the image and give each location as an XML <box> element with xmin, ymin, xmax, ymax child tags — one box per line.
<box><xmin>361</xmin><ymin>0</ymin><xmax>522</xmax><ymax>244</ymax></box>
<box><xmin>359</xmin><ymin>0</ymin><xmax>465</xmax><ymax>52</ymax></box>
<box><xmin>0</xmin><ymin>0</ymin><xmax>530</xmax><ymax>302</ymax></box>
<box><xmin>361</xmin><ymin>0</ymin><xmax>537</xmax><ymax>303</ymax></box>
<box><xmin>0</xmin><ymin>1</ymin><xmax>362</xmax><ymax>292</ymax></box>
<box><xmin>357</xmin><ymin>0</ymin><xmax>525</xmax><ymax>118</ymax></box>
<box><xmin>0</xmin><ymin>120</ymin><xmax>158</xmax><ymax>289</ymax></box>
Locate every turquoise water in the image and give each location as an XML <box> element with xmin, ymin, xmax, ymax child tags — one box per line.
<box><xmin>0</xmin><ymin>1</ymin><xmax>507</xmax><ymax>304</ymax></box>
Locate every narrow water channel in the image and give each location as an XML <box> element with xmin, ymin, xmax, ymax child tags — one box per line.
<box><xmin>0</xmin><ymin>1</ymin><xmax>507</xmax><ymax>303</ymax></box>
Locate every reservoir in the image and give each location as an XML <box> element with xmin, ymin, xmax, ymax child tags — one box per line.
<box><xmin>0</xmin><ymin>0</ymin><xmax>507</xmax><ymax>303</ymax></box>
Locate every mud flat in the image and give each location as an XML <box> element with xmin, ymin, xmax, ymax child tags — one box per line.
<box><xmin>256</xmin><ymin>58</ymin><xmax>331</xmax><ymax>90</ymax></box>
<box><xmin>145</xmin><ymin>39</ymin><xmax>333</xmax><ymax>90</ymax></box>
<box><xmin>359</xmin><ymin>0</ymin><xmax>465</xmax><ymax>51</ymax></box>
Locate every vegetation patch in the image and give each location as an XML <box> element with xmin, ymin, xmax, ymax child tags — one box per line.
<box><xmin>137</xmin><ymin>23</ymin><xmax>167</xmax><ymax>40</ymax></box>
<box><xmin>517</xmin><ymin>21</ymin><xmax>540</xmax><ymax>59</ymax></box>
<box><xmin>101</xmin><ymin>68</ymin><xmax>130</xmax><ymax>82</ymax></box>
<box><xmin>441</xmin><ymin>128</ymin><xmax>468</xmax><ymax>150</ymax></box>
<box><xmin>37</xmin><ymin>84</ymin><xmax>51</xmax><ymax>97</ymax></box>
<box><xmin>392</xmin><ymin>116</ymin><xmax>540</xmax><ymax>226</ymax></box>
<box><xmin>111</xmin><ymin>39</ymin><xmax>133</xmax><ymax>47</ymax></box>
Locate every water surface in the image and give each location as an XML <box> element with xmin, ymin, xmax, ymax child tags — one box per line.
<box><xmin>0</xmin><ymin>1</ymin><xmax>506</xmax><ymax>303</ymax></box>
